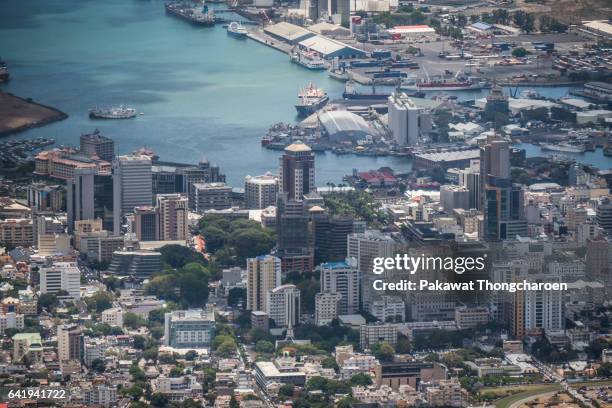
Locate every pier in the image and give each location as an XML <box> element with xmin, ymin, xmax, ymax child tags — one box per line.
<box><xmin>246</xmin><ymin>28</ymin><xmax>292</xmax><ymax>54</ymax></box>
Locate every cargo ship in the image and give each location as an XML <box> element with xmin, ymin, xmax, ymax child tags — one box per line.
<box><xmin>295</xmin><ymin>83</ymin><xmax>328</xmax><ymax>117</ymax></box>
<box><xmin>290</xmin><ymin>48</ymin><xmax>326</xmax><ymax>70</ymax></box>
<box><xmin>540</xmin><ymin>143</ymin><xmax>585</xmax><ymax>154</ymax></box>
<box><xmin>227</xmin><ymin>22</ymin><xmax>247</xmax><ymax>38</ymax></box>
<box><xmin>165</xmin><ymin>2</ymin><xmax>215</xmax><ymax>26</ymax></box>
<box><xmin>403</xmin><ymin>78</ymin><xmax>490</xmax><ymax>92</ymax></box>
<box><xmin>342</xmin><ymin>81</ymin><xmax>424</xmax><ymax>100</ymax></box>
<box><xmin>89</xmin><ymin>106</ymin><xmax>138</xmax><ymax>119</ymax></box>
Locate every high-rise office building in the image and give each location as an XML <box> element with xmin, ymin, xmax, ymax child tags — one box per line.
<box><xmin>276</xmin><ymin>142</ymin><xmax>316</xmax><ymax>273</ymax></box>
<box><xmin>319</xmin><ymin>261</ymin><xmax>360</xmax><ymax>315</ymax></box>
<box><xmin>246</xmin><ymin>255</ymin><xmax>281</xmax><ymax>313</ymax></box>
<box><xmin>312</xmin><ymin>213</ymin><xmax>354</xmax><ymax>265</ymax></box>
<box><xmin>112</xmin><ymin>155</ymin><xmax>152</xmax><ymax>234</ymax></box>
<box><xmin>480</xmin><ymin>135</ymin><xmax>526</xmax><ymax>241</ymax></box>
<box><xmin>80</xmin><ymin>129</ymin><xmax>115</xmax><ymax>162</ymax></box>
<box><xmin>156</xmin><ymin>194</ymin><xmax>189</xmax><ymax>241</ymax></box>
<box><xmin>459</xmin><ymin>160</ymin><xmax>481</xmax><ymax>210</ymax></box>
<box><xmin>267</xmin><ymin>284</ymin><xmax>301</xmax><ymax>328</ymax></box>
<box><xmin>67</xmin><ymin>168</ymin><xmax>114</xmax><ymax>233</ymax></box>
<box><xmin>245</xmin><ymin>173</ymin><xmax>278</xmax><ymax>209</ymax></box>
<box><xmin>133</xmin><ymin>206</ymin><xmax>158</xmax><ymax>242</ymax></box>
<box><xmin>279</xmin><ymin>142</ymin><xmax>315</xmax><ymax>201</ymax></box>
<box><xmin>40</xmin><ymin>262</ymin><xmax>81</xmax><ymax>299</ymax></box>
<box><xmin>315</xmin><ymin>292</ymin><xmax>342</xmax><ymax>326</ymax></box>
<box><xmin>440</xmin><ymin>185</ymin><xmax>469</xmax><ymax>213</ymax></box>
<box><xmin>27</xmin><ymin>183</ymin><xmax>63</xmax><ymax>212</ymax></box>
<box><xmin>596</xmin><ymin>198</ymin><xmax>612</xmax><ymax>235</ymax></box>
<box><xmin>57</xmin><ymin>323</ymin><xmax>84</xmax><ymax>362</ymax></box>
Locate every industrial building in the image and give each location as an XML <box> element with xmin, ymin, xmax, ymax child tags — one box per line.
<box><xmin>297</xmin><ymin>35</ymin><xmax>366</xmax><ymax>59</ymax></box>
<box><xmin>319</xmin><ymin>110</ymin><xmax>372</xmax><ymax>141</ymax></box>
<box><xmin>264</xmin><ymin>22</ymin><xmax>315</xmax><ymax>45</ymax></box>
<box><xmin>387</xmin><ymin>25</ymin><xmax>436</xmax><ymax>41</ymax></box>
<box><xmin>412</xmin><ymin>148</ymin><xmax>481</xmax><ymax>170</ymax></box>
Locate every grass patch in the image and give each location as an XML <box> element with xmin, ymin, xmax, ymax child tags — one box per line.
<box><xmin>569</xmin><ymin>379</ymin><xmax>612</xmax><ymax>388</ymax></box>
<box><xmin>494</xmin><ymin>384</ymin><xmax>561</xmax><ymax>408</ymax></box>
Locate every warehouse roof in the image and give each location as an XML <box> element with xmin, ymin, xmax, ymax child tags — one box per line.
<box><xmin>264</xmin><ymin>22</ymin><xmax>314</xmax><ymax>42</ymax></box>
<box><xmin>298</xmin><ymin>35</ymin><xmax>365</xmax><ymax>57</ymax></box>
<box><xmin>319</xmin><ymin>111</ymin><xmax>371</xmax><ymax>135</ymax></box>
<box><xmin>414</xmin><ymin>149</ymin><xmax>480</xmax><ymax>163</ymax></box>
<box><xmin>470</xmin><ymin>22</ymin><xmax>493</xmax><ymax>31</ymax></box>
<box><xmin>388</xmin><ymin>25</ymin><xmax>436</xmax><ymax>34</ymax></box>
<box><xmin>583</xmin><ymin>20</ymin><xmax>612</xmax><ymax>36</ymax></box>
<box><xmin>308</xmin><ymin>22</ymin><xmax>351</xmax><ymax>36</ymax></box>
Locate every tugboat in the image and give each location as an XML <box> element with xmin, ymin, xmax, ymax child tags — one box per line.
<box><xmin>0</xmin><ymin>58</ymin><xmax>9</xmax><ymax>83</ymax></box>
<box><xmin>227</xmin><ymin>21</ymin><xmax>247</xmax><ymax>38</ymax></box>
<box><xmin>295</xmin><ymin>83</ymin><xmax>328</xmax><ymax>117</ymax></box>
<box><xmin>165</xmin><ymin>2</ymin><xmax>215</xmax><ymax>26</ymax></box>
<box><xmin>290</xmin><ymin>48</ymin><xmax>326</xmax><ymax>70</ymax></box>
<box><xmin>89</xmin><ymin>106</ymin><xmax>138</xmax><ymax>119</ymax></box>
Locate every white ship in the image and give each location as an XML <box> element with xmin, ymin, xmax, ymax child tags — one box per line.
<box><xmin>89</xmin><ymin>105</ymin><xmax>137</xmax><ymax>119</ymax></box>
<box><xmin>290</xmin><ymin>48</ymin><xmax>326</xmax><ymax>70</ymax></box>
<box><xmin>540</xmin><ymin>143</ymin><xmax>585</xmax><ymax>154</ymax></box>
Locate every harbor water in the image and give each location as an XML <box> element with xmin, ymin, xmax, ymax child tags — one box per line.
<box><xmin>0</xmin><ymin>0</ymin><xmax>413</xmax><ymax>186</ymax></box>
<box><xmin>1</xmin><ymin>0</ymin><xmax>610</xmax><ymax>186</ymax></box>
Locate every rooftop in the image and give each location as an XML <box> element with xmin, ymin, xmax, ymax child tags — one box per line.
<box><xmin>285</xmin><ymin>141</ymin><xmax>312</xmax><ymax>153</ymax></box>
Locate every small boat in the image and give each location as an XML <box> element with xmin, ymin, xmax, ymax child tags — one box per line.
<box><xmin>89</xmin><ymin>105</ymin><xmax>137</xmax><ymax>119</ymax></box>
<box><xmin>227</xmin><ymin>21</ymin><xmax>247</xmax><ymax>38</ymax></box>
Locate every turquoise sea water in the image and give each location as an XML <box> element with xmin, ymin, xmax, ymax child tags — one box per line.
<box><xmin>1</xmin><ymin>0</ymin><xmax>609</xmax><ymax>186</ymax></box>
<box><xmin>0</xmin><ymin>0</ymin><xmax>415</xmax><ymax>185</ymax></box>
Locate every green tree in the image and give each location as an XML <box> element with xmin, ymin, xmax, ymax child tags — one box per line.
<box><xmin>371</xmin><ymin>342</ymin><xmax>395</xmax><ymax>362</ymax></box>
<box><xmin>185</xmin><ymin>350</ymin><xmax>198</xmax><ymax>361</ymax></box>
<box><xmin>229</xmin><ymin>395</ymin><xmax>239</xmax><ymax>408</ymax></box>
<box><xmin>350</xmin><ymin>373</ymin><xmax>373</xmax><ymax>386</ymax></box>
<box><xmin>123</xmin><ymin>312</ymin><xmax>145</xmax><ymax>329</ymax></box>
<box><xmin>512</xmin><ymin>47</ymin><xmax>529</xmax><ymax>57</ymax></box>
<box><xmin>90</xmin><ymin>358</ymin><xmax>106</xmax><ymax>373</ymax></box>
<box><xmin>278</xmin><ymin>384</ymin><xmax>294</xmax><ymax>399</ymax></box>
<box><xmin>255</xmin><ymin>340</ymin><xmax>274</xmax><ymax>353</ymax></box>
<box><xmin>150</xmin><ymin>393</ymin><xmax>169</xmax><ymax>408</ymax></box>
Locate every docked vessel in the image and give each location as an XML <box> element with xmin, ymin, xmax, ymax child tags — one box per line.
<box><xmin>227</xmin><ymin>21</ymin><xmax>247</xmax><ymax>38</ymax></box>
<box><xmin>290</xmin><ymin>48</ymin><xmax>326</xmax><ymax>70</ymax></box>
<box><xmin>540</xmin><ymin>143</ymin><xmax>585</xmax><ymax>154</ymax></box>
<box><xmin>403</xmin><ymin>78</ymin><xmax>490</xmax><ymax>92</ymax></box>
<box><xmin>165</xmin><ymin>2</ymin><xmax>215</xmax><ymax>26</ymax></box>
<box><xmin>0</xmin><ymin>58</ymin><xmax>9</xmax><ymax>83</ymax></box>
<box><xmin>342</xmin><ymin>81</ymin><xmax>424</xmax><ymax>100</ymax></box>
<box><xmin>89</xmin><ymin>106</ymin><xmax>138</xmax><ymax>119</ymax></box>
<box><xmin>295</xmin><ymin>83</ymin><xmax>329</xmax><ymax>117</ymax></box>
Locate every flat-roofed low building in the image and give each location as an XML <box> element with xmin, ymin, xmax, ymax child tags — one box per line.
<box><xmin>164</xmin><ymin>309</ymin><xmax>215</xmax><ymax>349</ymax></box>
<box><xmin>375</xmin><ymin>361</ymin><xmax>447</xmax><ymax>390</ymax></box>
<box><xmin>360</xmin><ymin>323</ymin><xmax>398</xmax><ymax>349</ymax></box>
<box><xmin>253</xmin><ymin>361</ymin><xmax>306</xmax><ymax>392</ymax></box>
<box><xmin>263</xmin><ymin>22</ymin><xmax>315</xmax><ymax>44</ymax></box>
<box><xmin>454</xmin><ymin>306</ymin><xmax>490</xmax><ymax>329</ymax></box>
<box><xmin>412</xmin><ymin>148</ymin><xmax>481</xmax><ymax>170</ymax></box>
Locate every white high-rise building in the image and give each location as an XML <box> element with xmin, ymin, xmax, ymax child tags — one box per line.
<box><xmin>245</xmin><ymin>173</ymin><xmax>278</xmax><ymax>209</ymax></box>
<box><xmin>267</xmin><ymin>284</ymin><xmax>300</xmax><ymax>328</ymax></box>
<box><xmin>156</xmin><ymin>194</ymin><xmax>189</xmax><ymax>241</ymax></box>
<box><xmin>40</xmin><ymin>262</ymin><xmax>81</xmax><ymax>299</ymax></box>
<box><xmin>319</xmin><ymin>261</ymin><xmax>360</xmax><ymax>315</ymax></box>
<box><xmin>523</xmin><ymin>276</ymin><xmax>564</xmax><ymax>332</ymax></box>
<box><xmin>112</xmin><ymin>155</ymin><xmax>152</xmax><ymax>234</ymax></box>
<box><xmin>246</xmin><ymin>255</ymin><xmax>281</xmax><ymax>312</ymax></box>
<box><xmin>315</xmin><ymin>292</ymin><xmax>342</xmax><ymax>326</ymax></box>
<box><xmin>347</xmin><ymin>231</ymin><xmax>395</xmax><ymax>311</ymax></box>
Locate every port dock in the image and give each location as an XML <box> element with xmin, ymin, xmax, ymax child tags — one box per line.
<box><xmin>246</xmin><ymin>28</ymin><xmax>292</xmax><ymax>54</ymax></box>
